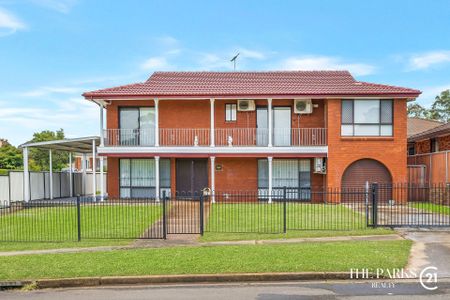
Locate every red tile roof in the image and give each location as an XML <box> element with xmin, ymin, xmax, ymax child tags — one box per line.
<box><xmin>407</xmin><ymin>117</ymin><xmax>444</xmax><ymax>137</ymax></box>
<box><xmin>83</xmin><ymin>71</ymin><xmax>421</xmax><ymax>99</ymax></box>
<box><xmin>408</xmin><ymin>121</ymin><xmax>450</xmax><ymax>142</ymax></box>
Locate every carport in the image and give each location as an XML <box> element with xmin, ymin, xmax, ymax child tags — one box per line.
<box><xmin>19</xmin><ymin>136</ymin><xmax>104</xmax><ymax>201</ymax></box>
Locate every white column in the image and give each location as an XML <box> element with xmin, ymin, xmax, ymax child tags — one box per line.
<box><xmin>268</xmin><ymin>98</ymin><xmax>273</xmax><ymax>147</ymax></box>
<box><xmin>210</xmin><ymin>98</ymin><xmax>215</xmax><ymax>147</ymax></box>
<box><xmin>99</xmin><ymin>105</ymin><xmax>104</xmax><ymax>146</ymax></box>
<box><xmin>49</xmin><ymin>149</ymin><xmax>53</xmax><ymax>200</ymax></box>
<box><xmin>154</xmin><ymin>98</ymin><xmax>159</xmax><ymax>147</ymax></box>
<box><xmin>155</xmin><ymin>156</ymin><xmax>160</xmax><ymax>201</ymax></box>
<box><xmin>23</xmin><ymin>147</ymin><xmax>30</xmax><ymax>202</ymax></box>
<box><xmin>268</xmin><ymin>156</ymin><xmax>273</xmax><ymax>203</ymax></box>
<box><xmin>210</xmin><ymin>156</ymin><xmax>215</xmax><ymax>203</ymax></box>
<box><xmin>92</xmin><ymin>139</ymin><xmax>96</xmax><ymax>201</ymax></box>
<box><xmin>82</xmin><ymin>153</ymin><xmax>87</xmax><ymax>195</ymax></box>
<box><xmin>99</xmin><ymin>156</ymin><xmax>104</xmax><ymax>201</ymax></box>
<box><xmin>69</xmin><ymin>152</ymin><xmax>73</xmax><ymax>197</ymax></box>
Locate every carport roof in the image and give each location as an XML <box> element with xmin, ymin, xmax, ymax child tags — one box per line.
<box><xmin>19</xmin><ymin>136</ymin><xmax>100</xmax><ymax>153</ymax></box>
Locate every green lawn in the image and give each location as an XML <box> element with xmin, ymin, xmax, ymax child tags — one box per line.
<box><xmin>0</xmin><ymin>240</ymin><xmax>412</xmax><ymax>281</ymax></box>
<box><xmin>206</xmin><ymin>203</ymin><xmax>368</xmax><ymax>233</ymax></box>
<box><xmin>0</xmin><ymin>203</ymin><xmax>162</xmax><ymax>242</ymax></box>
<box><xmin>410</xmin><ymin>202</ymin><xmax>450</xmax><ymax>215</ymax></box>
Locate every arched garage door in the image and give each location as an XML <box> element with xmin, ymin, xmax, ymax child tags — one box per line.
<box><xmin>341</xmin><ymin>159</ymin><xmax>392</xmax><ymax>202</ymax></box>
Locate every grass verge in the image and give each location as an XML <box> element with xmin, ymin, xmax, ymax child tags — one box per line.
<box><xmin>200</xmin><ymin>228</ymin><xmax>394</xmax><ymax>242</ymax></box>
<box><xmin>0</xmin><ymin>240</ymin><xmax>131</xmax><ymax>252</ymax></box>
<box><xmin>0</xmin><ymin>240</ymin><xmax>412</xmax><ymax>281</ymax></box>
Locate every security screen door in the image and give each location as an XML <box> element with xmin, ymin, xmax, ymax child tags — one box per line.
<box><xmin>256</xmin><ymin>107</ymin><xmax>268</xmax><ymax>146</ymax></box>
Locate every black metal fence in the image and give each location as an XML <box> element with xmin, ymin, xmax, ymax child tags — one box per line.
<box><xmin>0</xmin><ymin>184</ymin><xmax>449</xmax><ymax>242</ymax></box>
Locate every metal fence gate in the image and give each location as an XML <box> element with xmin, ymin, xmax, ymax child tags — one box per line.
<box><xmin>164</xmin><ymin>192</ymin><xmax>203</xmax><ymax>235</ymax></box>
<box><xmin>367</xmin><ymin>183</ymin><xmax>450</xmax><ymax>227</ymax></box>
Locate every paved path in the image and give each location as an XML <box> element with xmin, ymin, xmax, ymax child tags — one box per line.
<box><xmin>401</xmin><ymin>229</ymin><xmax>450</xmax><ymax>279</ymax></box>
<box><xmin>2</xmin><ymin>280</ymin><xmax>450</xmax><ymax>300</ymax></box>
<box><xmin>0</xmin><ymin>234</ymin><xmax>402</xmax><ymax>257</ymax></box>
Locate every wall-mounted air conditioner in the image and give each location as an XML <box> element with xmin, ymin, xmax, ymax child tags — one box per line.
<box><xmin>314</xmin><ymin>157</ymin><xmax>326</xmax><ymax>174</ymax></box>
<box><xmin>237</xmin><ymin>100</ymin><xmax>256</xmax><ymax>111</ymax></box>
<box><xmin>294</xmin><ymin>99</ymin><xmax>313</xmax><ymax>114</ymax></box>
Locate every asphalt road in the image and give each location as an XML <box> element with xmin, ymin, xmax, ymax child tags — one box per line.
<box><xmin>2</xmin><ymin>280</ymin><xmax>450</xmax><ymax>300</ymax></box>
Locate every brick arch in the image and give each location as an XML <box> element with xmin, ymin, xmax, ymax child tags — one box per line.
<box><xmin>341</xmin><ymin>158</ymin><xmax>392</xmax><ymax>188</ymax></box>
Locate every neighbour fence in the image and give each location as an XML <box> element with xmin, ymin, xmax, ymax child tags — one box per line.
<box><xmin>408</xmin><ymin>151</ymin><xmax>450</xmax><ymax>184</ymax></box>
<box><xmin>0</xmin><ymin>183</ymin><xmax>449</xmax><ymax>242</ymax></box>
<box><xmin>0</xmin><ymin>171</ymin><xmax>107</xmax><ymax>204</ymax></box>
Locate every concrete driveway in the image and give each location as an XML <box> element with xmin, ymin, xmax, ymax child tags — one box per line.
<box><xmin>402</xmin><ymin>230</ymin><xmax>450</xmax><ymax>279</ymax></box>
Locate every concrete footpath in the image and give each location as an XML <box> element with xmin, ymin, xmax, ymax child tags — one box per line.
<box><xmin>0</xmin><ymin>234</ymin><xmax>402</xmax><ymax>257</ymax></box>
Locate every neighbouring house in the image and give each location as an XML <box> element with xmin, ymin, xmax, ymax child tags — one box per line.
<box><xmin>408</xmin><ymin>120</ymin><xmax>450</xmax><ymax>155</ymax></box>
<box><xmin>408</xmin><ymin>119</ymin><xmax>450</xmax><ymax>184</ymax></box>
<box><xmin>73</xmin><ymin>155</ymin><xmax>106</xmax><ymax>172</ymax></box>
<box><xmin>82</xmin><ymin>71</ymin><xmax>420</xmax><ymax>200</ymax></box>
<box><xmin>407</xmin><ymin>117</ymin><xmax>444</xmax><ymax>155</ymax></box>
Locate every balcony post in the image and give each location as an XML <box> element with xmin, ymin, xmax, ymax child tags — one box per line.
<box><xmin>268</xmin><ymin>98</ymin><xmax>272</xmax><ymax>147</ymax></box>
<box><xmin>210</xmin><ymin>98</ymin><xmax>215</xmax><ymax>147</ymax></box>
<box><xmin>210</xmin><ymin>156</ymin><xmax>215</xmax><ymax>203</ymax></box>
<box><xmin>99</xmin><ymin>105</ymin><xmax>104</xmax><ymax>147</ymax></box>
<box><xmin>155</xmin><ymin>156</ymin><xmax>160</xmax><ymax>201</ymax></box>
<box><xmin>268</xmin><ymin>156</ymin><xmax>273</xmax><ymax>203</ymax></box>
<box><xmin>154</xmin><ymin>98</ymin><xmax>159</xmax><ymax>147</ymax></box>
<box><xmin>99</xmin><ymin>156</ymin><xmax>104</xmax><ymax>201</ymax></box>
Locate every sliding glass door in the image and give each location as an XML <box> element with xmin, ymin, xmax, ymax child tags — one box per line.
<box><xmin>273</xmin><ymin>107</ymin><xmax>291</xmax><ymax>146</ymax></box>
<box><xmin>119</xmin><ymin>107</ymin><xmax>155</xmax><ymax>146</ymax></box>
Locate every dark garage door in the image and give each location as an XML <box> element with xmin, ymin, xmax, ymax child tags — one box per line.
<box><xmin>341</xmin><ymin>159</ymin><xmax>392</xmax><ymax>202</ymax></box>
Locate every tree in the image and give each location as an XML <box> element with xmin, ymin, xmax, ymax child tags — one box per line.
<box><xmin>28</xmin><ymin>129</ymin><xmax>69</xmax><ymax>171</ymax></box>
<box><xmin>430</xmin><ymin>89</ymin><xmax>450</xmax><ymax>122</ymax></box>
<box><xmin>407</xmin><ymin>103</ymin><xmax>432</xmax><ymax>119</ymax></box>
<box><xmin>0</xmin><ymin>140</ymin><xmax>22</xmax><ymax>170</ymax></box>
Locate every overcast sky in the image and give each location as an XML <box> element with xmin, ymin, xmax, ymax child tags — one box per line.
<box><xmin>1</xmin><ymin>0</ymin><xmax>450</xmax><ymax>145</ymax></box>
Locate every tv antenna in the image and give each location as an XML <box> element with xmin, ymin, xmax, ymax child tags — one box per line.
<box><xmin>230</xmin><ymin>53</ymin><xmax>240</xmax><ymax>70</ymax></box>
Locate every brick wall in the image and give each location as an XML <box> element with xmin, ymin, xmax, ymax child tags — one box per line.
<box><xmin>107</xmin><ymin>157</ymin><xmax>119</xmax><ymax>198</ymax></box>
<box><xmin>438</xmin><ymin>135</ymin><xmax>450</xmax><ymax>151</ymax></box>
<box><xmin>326</xmin><ymin>98</ymin><xmax>408</xmax><ymax>188</ymax></box>
<box><xmin>415</xmin><ymin>139</ymin><xmax>431</xmax><ymax>154</ymax></box>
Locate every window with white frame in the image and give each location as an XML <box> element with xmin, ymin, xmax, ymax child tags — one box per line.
<box><xmin>119</xmin><ymin>158</ymin><xmax>170</xmax><ymax>198</ymax></box>
<box><xmin>225</xmin><ymin>104</ymin><xmax>237</xmax><ymax>121</ymax></box>
<box><xmin>257</xmin><ymin>159</ymin><xmax>311</xmax><ymax>200</ymax></box>
<box><xmin>341</xmin><ymin>99</ymin><xmax>393</xmax><ymax>136</ymax></box>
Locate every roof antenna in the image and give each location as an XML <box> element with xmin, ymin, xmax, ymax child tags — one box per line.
<box><xmin>230</xmin><ymin>53</ymin><xmax>240</xmax><ymax>70</ymax></box>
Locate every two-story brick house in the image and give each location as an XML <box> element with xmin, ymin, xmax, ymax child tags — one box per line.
<box><xmin>83</xmin><ymin>71</ymin><xmax>420</xmax><ymax>200</ymax></box>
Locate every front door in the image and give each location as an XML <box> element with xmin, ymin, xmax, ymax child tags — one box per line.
<box><xmin>176</xmin><ymin>159</ymin><xmax>208</xmax><ymax>197</ymax></box>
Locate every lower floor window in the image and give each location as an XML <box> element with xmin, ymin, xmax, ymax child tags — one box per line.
<box><xmin>120</xmin><ymin>158</ymin><xmax>170</xmax><ymax>198</ymax></box>
<box><xmin>258</xmin><ymin>159</ymin><xmax>311</xmax><ymax>200</ymax></box>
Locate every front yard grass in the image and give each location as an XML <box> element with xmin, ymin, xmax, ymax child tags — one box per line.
<box><xmin>0</xmin><ymin>240</ymin><xmax>412</xmax><ymax>281</ymax></box>
<box><xmin>0</xmin><ymin>204</ymin><xmax>162</xmax><ymax>242</ymax></box>
<box><xmin>409</xmin><ymin>202</ymin><xmax>450</xmax><ymax>215</ymax></box>
<box><xmin>202</xmin><ymin>202</ymin><xmax>388</xmax><ymax>241</ymax></box>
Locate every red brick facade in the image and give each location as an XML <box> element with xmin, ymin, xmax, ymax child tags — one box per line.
<box><xmin>104</xmin><ymin>98</ymin><xmax>407</xmax><ymax>199</ymax></box>
<box><xmin>326</xmin><ymin>99</ymin><xmax>408</xmax><ymax>188</ymax></box>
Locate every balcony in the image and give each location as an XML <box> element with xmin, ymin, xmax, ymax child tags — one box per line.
<box><xmin>103</xmin><ymin>128</ymin><xmax>327</xmax><ymax>147</ymax></box>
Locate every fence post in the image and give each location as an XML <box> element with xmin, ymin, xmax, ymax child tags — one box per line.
<box><xmin>283</xmin><ymin>186</ymin><xmax>287</xmax><ymax>234</ymax></box>
<box><xmin>371</xmin><ymin>183</ymin><xmax>378</xmax><ymax>228</ymax></box>
<box><xmin>76</xmin><ymin>195</ymin><xmax>81</xmax><ymax>241</ymax></box>
<box><xmin>162</xmin><ymin>190</ymin><xmax>167</xmax><ymax>240</ymax></box>
<box><xmin>200</xmin><ymin>193</ymin><xmax>204</xmax><ymax>236</ymax></box>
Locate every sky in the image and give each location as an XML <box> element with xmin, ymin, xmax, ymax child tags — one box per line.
<box><xmin>1</xmin><ymin>0</ymin><xmax>450</xmax><ymax>146</ymax></box>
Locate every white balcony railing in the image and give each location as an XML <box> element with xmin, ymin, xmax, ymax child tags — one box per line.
<box><xmin>104</xmin><ymin>128</ymin><xmax>327</xmax><ymax>147</ymax></box>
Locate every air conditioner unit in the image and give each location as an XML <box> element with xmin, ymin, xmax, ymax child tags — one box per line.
<box><xmin>314</xmin><ymin>157</ymin><xmax>326</xmax><ymax>174</ymax></box>
<box><xmin>294</xmin><ymin>99</ymin><xmax>313</xmax><ymax>114</ymax></box>
<box><xmin>237</xmin><ymin>100</ymin><xmax>256</xmax><ymax>111</ymax></box>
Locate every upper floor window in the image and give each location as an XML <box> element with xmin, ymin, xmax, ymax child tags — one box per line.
<box><xmin>225</xmin><ymin>104</ymin><xmax>237</xmax><ymax>122</ymax></box>
<box><xmin>341</xmin><ymin>99</ymin><xmax>393</xmax><ymax>136</ymax></box>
